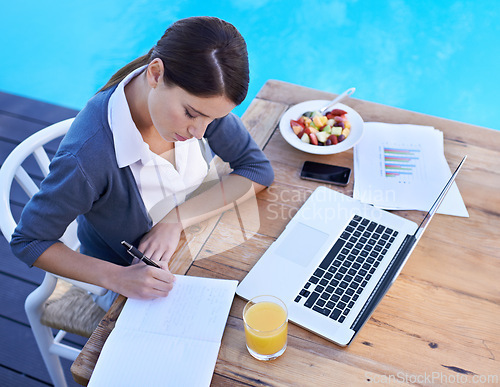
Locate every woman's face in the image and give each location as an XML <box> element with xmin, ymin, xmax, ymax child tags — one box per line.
<box><xmin>146</xmin><ymin>61</ymin><xmax>236</xmax><ymax>142</ymax></box>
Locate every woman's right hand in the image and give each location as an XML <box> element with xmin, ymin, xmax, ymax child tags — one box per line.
<box><xmin>34</xmin><ymin>242</ymin><xmax>176</xmax><ymax>300</ymax></box>
<box><xmin>111</xmin><ymin>260</ymin><xmax>176</xmax><ymax>300</ymax></box>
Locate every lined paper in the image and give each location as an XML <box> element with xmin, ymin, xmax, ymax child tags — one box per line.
<box><xmin>89</xmin><ymin>275</ymin><xmax>238</xmax><ymax>387</ymax></box>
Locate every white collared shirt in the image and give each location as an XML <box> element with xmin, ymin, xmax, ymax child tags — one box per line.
<box><xmin>107</xmin><ymin>66</ymin><xmax>211</xmax><ymax>225</ymax></box>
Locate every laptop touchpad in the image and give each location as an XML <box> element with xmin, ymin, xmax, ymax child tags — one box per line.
<box><xmin>275</xmin><ymin>222</ymin><xmax>329</xmax><ymax>267</ymax></box>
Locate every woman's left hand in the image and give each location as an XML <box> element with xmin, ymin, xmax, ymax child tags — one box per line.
<box><xmin>138</xmin><ymin>221</ymin><xmax>183</xmax><ymax>263</ymax></box>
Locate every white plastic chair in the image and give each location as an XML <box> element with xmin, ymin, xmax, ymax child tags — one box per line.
<box><xmin>0</xmin><ymin>118</ymin><xmax>107</xmax><ymax>387</ymax></box>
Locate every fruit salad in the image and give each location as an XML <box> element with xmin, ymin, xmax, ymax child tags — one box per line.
<box><xmin>290</xmin><ymin>109</ymin><xmax>351</xmax><ymax>146</ymax></box>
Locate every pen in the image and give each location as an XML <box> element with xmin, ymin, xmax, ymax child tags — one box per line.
<box><xmin>121</xmin><ymin>240</ymin><xmax>161</xmax><ymax>268</ymax></box>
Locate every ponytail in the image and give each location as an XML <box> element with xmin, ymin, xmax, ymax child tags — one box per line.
<box><xmin>97</xmin><ymin>48</ymin><xmax>153</xmax><ymax>93</ymax></box>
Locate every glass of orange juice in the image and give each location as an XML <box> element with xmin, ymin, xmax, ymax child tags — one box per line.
<box><xmin>243</xmin><ymin>295</ymin><xmax>288</xmax><ymax>361</ymax></box>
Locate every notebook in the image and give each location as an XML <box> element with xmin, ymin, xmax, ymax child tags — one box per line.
<box><xmin>237</xmin><ymin>156</ymin><xmax>466</xmax><ymax>346</ymax></box>
<box><xmin>89</xmin><ymin>275</ymin><xmax>238</xmax><ymax>387</ymax></box>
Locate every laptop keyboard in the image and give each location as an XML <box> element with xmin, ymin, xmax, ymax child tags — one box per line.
<box><xmin>294</xmin><ymin>215</ymin><xmax>398</xmax><ymax>323</ymax></box>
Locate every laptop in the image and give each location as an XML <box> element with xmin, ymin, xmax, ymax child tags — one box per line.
<box><xmin>237</xmin><ymin>156</ymin><xmax>467</xmax><ymax>346</ymax></box>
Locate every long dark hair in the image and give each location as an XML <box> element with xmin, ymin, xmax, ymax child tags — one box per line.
<box><xmin>99</xmin><ymin>17</ymin><xmax>249</xmax><ymax>105</ymax></box>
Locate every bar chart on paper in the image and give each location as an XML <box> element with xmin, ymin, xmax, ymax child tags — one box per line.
<box><xmin>355</xmin><ymin>123</ymin><xmax>467</xmax><ymax>216</ymax></box>
<box><xmin>381</xmin><ymin>145</ymin><xmax>423</xmax><ymax>183</ymax></box>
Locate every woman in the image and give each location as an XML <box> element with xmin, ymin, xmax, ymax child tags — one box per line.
<box><xmin>11</xmin><ymin>16</ymin><xmax>274</xmax><ymax>309</ymax></box>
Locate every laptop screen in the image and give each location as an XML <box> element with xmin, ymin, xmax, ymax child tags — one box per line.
<box><xmin>414</xmin><ymin>156</ymin><xmax>466</xmax><ymax>240</ymax></box>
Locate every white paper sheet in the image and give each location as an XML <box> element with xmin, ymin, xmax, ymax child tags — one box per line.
<box><xmin>353</xmin><ymin>122</ymin><xmax>468</xmax><ymax>217</ymax></box>
<box><xmin>89</xmin><ymin>275</ymin><xmax>238</xmax><ymax>387</ymax></box>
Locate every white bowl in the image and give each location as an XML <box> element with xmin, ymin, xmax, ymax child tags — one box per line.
<box><xmin>279</xmin><ymin>100</ymin><xmax>364</xmax><ymax>155</ymax></box>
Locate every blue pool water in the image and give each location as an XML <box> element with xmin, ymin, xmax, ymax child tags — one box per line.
<box><xmin>1</xmin><ymin>1</ymin><xmax>498</xmax><ymax>130</ymax></box>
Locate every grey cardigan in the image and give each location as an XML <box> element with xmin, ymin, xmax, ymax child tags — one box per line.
<box><xmin>11</xmin><ymin>86</ymin><xmax>274</xmax><ymax>267</ymax></box>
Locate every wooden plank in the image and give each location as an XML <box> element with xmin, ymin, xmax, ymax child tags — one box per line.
<box><xmin>241</xmin><ymin>97</ymin><xmax>288</xmax><ymax>149</ymax></box>
<box><xmin>0</xmin><ymin>273</ymin><xmax>89</xmax><ymax>350</ymax></box>
<box><xmin>0</xmin><ymin>236</ymin><xmax>45</xmax><ymax>284</ymax></box>
<box><xmin>256</xmin><ymin>79</ymin><xmax>337</xmax><ymax>106</ymax></box>
<box><xmin>209</xmin><ymin>373</ymin><xmax>250</xmax><ymax>386</ymax></box>
<box><xmin>0</xmin><ymin>138</ymin><xmax>18</xmax><ymax>165</ymax></box>
<box><xmin>444</xmin><ymin>140</ymin><xmax>500</xmax><ymax>212</ymax></box>
<box><xmin>0</xmin><ymin>114</ymin><xmax>47</xmax><ymax>144</ymax></box>
<box><xmin>167</xmin><ymin>217</ymin><xmax>219</xmax><ymax>276</ymax></box>
<box><xmin>194</xmin><ymin>228</ymin><xmax>274</xmax><ymax>278</ymax></box>
<box><xmin>0</xmin><ymin>272</ymin><xmax>38</xmax><ymax>325</ymax></box>
<box><xmin>0</xmin><ymin>260</ymin><xmax>88</xmax><ymax>374</ymax></box>
<box><xmin>396</xmin><ymin>226</ymin><xmax>500</xmax><ymax>303</ymax></box>
<box><xmin>61</xmin><ymin>332</ymin><xmax>89</xmax><ymax>349</ymax></box>
<box><xmin>0</xmin><ymin>91</ymin><xmax>78</xmax><ymax>124</ymax></box>
<box><xmin>0</xmin><ymin>366</ymin><xmax>50</xmax><ymax>387</ymax></box>
<box><xmin>0</xmin><ymin>317</ymin><xmax>80</xmax><ymax>385</ymax></box>
<box><xmin>0</xmin><ymin>315</ymin><xmax>87</xmax><ymax>385</ymax></box>
<box><xmin>371</xmin><ymin>273</ymin><xmax>500</xmax><ymax>343</ymax></box>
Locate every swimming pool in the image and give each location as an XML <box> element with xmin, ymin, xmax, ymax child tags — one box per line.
<box><xmin>1</xmin><ymin>0</ymin><xmax>498</xmax><ymax>130</ymax></box>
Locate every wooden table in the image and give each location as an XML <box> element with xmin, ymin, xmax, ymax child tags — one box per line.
<box><xmin>71</xmin><ymin>80</ymin><xmax>500</xmax><ymax>386</ymax></box>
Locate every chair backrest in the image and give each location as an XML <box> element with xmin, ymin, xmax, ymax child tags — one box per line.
<box><xmin>0</xmin><ymin>118</ymin><xmax>78</xmax><ymax>249</ymax></box>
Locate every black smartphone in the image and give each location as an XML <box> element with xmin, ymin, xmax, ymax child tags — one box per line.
<box><xmin>300</xmin><ymin>161</ymin><xmax>351</xmax><ymax>186</ymax></box>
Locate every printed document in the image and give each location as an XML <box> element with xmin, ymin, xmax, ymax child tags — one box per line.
<box><xmin>89</xmin><ymin>275</ymin><xmax>238</xmax><ymax>387</ymax></box>
<box><xmin>353</xmin><ymin>122</ymin><xmax>468</xmax><ymax>217</ymax></box>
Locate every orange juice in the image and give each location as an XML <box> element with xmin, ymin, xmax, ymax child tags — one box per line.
<box><xmin>244</xmin><ymin>300</ymin><xmax>288</xmax><ymax>357</ymax></box>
